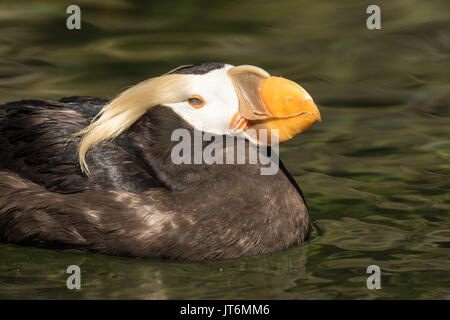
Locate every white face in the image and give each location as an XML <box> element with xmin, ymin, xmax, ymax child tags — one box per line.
<box><xmin>165</xmin><ymin>64</ymin><xmax>240</xmax><ymax>135</ymax></box>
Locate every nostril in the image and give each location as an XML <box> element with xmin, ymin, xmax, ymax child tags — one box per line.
<box><xmin>285</xmin><ymin>96</ymin><xmax>297</xmax><ymax>107</ymax></box>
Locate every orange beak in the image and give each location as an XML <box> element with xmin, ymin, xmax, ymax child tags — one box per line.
<box><xmin>228</xmin><ymin>65</ymin><xmax>321</xmax><ymax>145</ymax></box>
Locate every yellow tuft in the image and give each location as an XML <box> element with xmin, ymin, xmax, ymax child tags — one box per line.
<box><xmin>72</xmin><ymin>74</ymin><xmax>191</xmax><ymax>175</ymax></box>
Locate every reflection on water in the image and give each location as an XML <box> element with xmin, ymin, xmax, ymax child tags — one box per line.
<box><xmin>0</xmin><ymin>0</ymin><xmax>449</xmax><ymax>299</ymax></box>
<box><xmin>0</xmin><ymin>243</ymin><xmax>309</xmax><ymax>299</ymax></box>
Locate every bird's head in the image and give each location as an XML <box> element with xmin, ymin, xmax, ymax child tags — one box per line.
<box><xmin>76</xmin><ymin>62</ymin><xmax>321</xmax><ymax>173</ymax></box>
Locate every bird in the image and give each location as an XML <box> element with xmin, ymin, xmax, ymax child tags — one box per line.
<box><xmin>0</xmin><ymin>62</ymin><xmax>321</xmax><ymax>260</ymax></box>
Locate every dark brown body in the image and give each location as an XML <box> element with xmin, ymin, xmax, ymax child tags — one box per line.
<box><xmin>0</xmin><ymin>97</ymin><xmax>309</xmax><ymax>260</ymax></box>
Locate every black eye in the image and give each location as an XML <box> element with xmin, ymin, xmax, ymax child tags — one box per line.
<box><xmin>187</xmin><ymin>95</ymin><xmax>205</xmax><ymax>109</ymax></box>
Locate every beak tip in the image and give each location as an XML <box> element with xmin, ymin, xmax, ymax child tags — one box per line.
<box><xmin>310</xmin><ymin>101</ymin><xmax>321</xmax><ymax>122</ymax></box>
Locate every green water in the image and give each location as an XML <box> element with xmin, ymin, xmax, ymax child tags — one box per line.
<box><xmin>0</xmin><ymin>0</ymin><xmax>449</xmax><ymax>299</ymax></box>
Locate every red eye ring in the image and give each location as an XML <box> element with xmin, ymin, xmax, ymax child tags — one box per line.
<box><xmin>187</xmin><ymin>95</ymin><xmax>205</xmax><ymax>109</ymax></box>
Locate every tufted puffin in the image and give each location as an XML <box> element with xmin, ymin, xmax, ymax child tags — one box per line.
<box><xmin>0</xmin><ymin>63</ymin><xmax>320</xmax><ymax>260</ymax></box>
